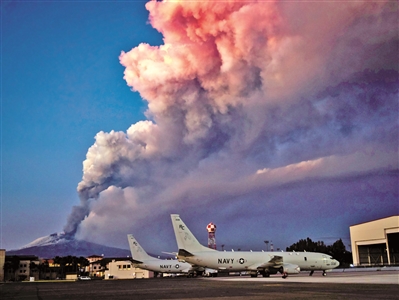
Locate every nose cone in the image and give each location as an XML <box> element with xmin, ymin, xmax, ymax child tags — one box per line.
<box><xmin>334</xmin><ymin>259</ymin><xmax>340</xmax><ymax>268</ymax></box>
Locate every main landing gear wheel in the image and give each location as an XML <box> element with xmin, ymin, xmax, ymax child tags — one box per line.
<box><xmin>309</xmin><ymin>270</ymin><xmax>314</xmax><ymax>276</ymax></box>
<box><xmin>322</xmin><ymin>271</ymin><xmax>327</xmax><ymax>276</ymax></box>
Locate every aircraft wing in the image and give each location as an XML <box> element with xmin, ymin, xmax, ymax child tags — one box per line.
<box><xmin>256</xmin><ymin>255</ymin><xmax>284</xmax><ymax>269</ymax></box>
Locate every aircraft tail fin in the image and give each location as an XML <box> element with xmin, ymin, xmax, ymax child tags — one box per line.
<box><xmin>171</xmin><ymin>214</ymin><xmax>215</xmax><ymax>253</ymax></box>
<box><xmin>127</xmin><ymin>234</ymin><xmax>153</xmax><ymax>261</ymax></box>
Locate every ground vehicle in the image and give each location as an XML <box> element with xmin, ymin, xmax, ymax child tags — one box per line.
<box><xmin>78</xmin><ymin>276</ymin><xmax>91</xmax><ymax>280</ymax></box>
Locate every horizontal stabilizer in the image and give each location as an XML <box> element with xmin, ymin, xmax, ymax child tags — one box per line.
<box><xmin>129</xmin><ymin>258</ymin><xmax>143</xmax><ymax>264</ymax></box>
<box><xmin>178</xmin><ymin>249</ymin><xmax>194</xmax><ymax>257</ymax></box>
<box><xmin>162</xmin><ymin>251</ymin><xmax>178</xmax><ymax>256</ymax></box>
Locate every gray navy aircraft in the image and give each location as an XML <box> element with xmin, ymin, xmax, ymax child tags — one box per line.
<box><xmin>171</xmin><ymin>214</ymin><xmax>339</xmax><ymax>278</ymax></box>
<box><xmin>128</xmin><ymin>234</ymin><xmax>197</xmax><ymax>277</ymax></box>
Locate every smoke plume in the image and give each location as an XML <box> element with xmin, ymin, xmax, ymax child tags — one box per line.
<box><xmin>64</xmin><ymin>0</ymin><xmax>398</xmax><ymax>250</ymax></box>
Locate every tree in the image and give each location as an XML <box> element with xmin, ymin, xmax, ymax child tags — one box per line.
<box><xmin>286</xmin><ymin>237</ymin><xmax>319</xmax><ymax>252</ymax></box>
<box><xmin>76</xmin><ymin>257</ymin><xmax>89</xmax><ymax>275</ymax></box>
<box><xmin>39</xmin><ymin>260</ymin><xmax>50</xmax><ymax>280</ymax></box>
<box><xmin>286</xmin><ymin>237</ymin><xmax>352</xmax><ymax>267</ymax></box>
<box><xmin>330</xmin><ymin>239</ymin><xmax>352</xmax><ymax>267</ymax></box>
<box><xmin>3</xmin><ymin>256</ymin><xmax>20</xmax><ymax>281</ymax></box>
<box><xmin>29</xmin><ymin>262</ymin><xmax>38</xmax><ymax>279</ymax></box>
<box><xmin>52</xmin><ymin>256</ymin><xmax>90</xmax><ymax>277</ymax></box>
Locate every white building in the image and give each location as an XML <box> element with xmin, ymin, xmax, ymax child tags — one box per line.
<box><xmin>104</xmin><ymin>259</ymin><xmax>153</xmax><ymax>279</ymax></box>
<box><xmin>350</xmin><ymin>215</ymin><xmax>399</xmax><ymax>266</ymax></box>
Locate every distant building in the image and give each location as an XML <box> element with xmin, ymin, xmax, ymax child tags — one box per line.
<box><xmin>4</xmin><ymin>255</ymin><xmax>40</xmax><ymax>281</ymax></box>
<box><xmin>350</xmin><ymin>215</ymin><xmax>399</xmax><ymax>266</ymax></box>
<box><xmin>87</xmin><ymin>254</ymin><xmax>103</xmax><ymax>264</ymax></box>
<box><xmin>0</xmin><ymin>249</ymin><xmax>5</xmax><ymax>281</ymax></box>
<box><xmin>86</xmin><ymin>254</ymin><xmax>104</xmax><ymax>277</ymax></box>
<box><xmin>104</xmin><ymin>259</ymin><xmax>152</xmax><ymax>279</ymax></box>
<box><xmin>2</xmin><ymin>253</ymin><xmax>155</xmax><ymax>281</ymax></box>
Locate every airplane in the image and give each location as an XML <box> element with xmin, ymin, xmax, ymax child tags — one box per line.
<box><xmin>170</xmin><ymin>214</ymin><xmax>340</xmax><ymax>278</ymax></box>
<box><xmin>128</xmin><ymin>234</ymin><xmax>205</xmax><ymax>277</ymax></box>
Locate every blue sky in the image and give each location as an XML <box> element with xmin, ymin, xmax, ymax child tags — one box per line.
<box><xmin>2</xmin><ymin>1</ymin><xmax>398</xmax><ymax>255</ymax></box>
<box><xmin>2</xmin><ymin>1</ymin><xmax>162</xmax><ymax>250</ymax></box>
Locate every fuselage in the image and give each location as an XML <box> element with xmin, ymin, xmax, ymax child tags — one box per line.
<box><xmin>179</xmin><ymin>250</ymin><xmax>339</xmax><ymax>272</ymax></box>
<box><xmin>134</xmin><ymin>258</ymin><xmax>194</xmax><ymax>273</ymax></box>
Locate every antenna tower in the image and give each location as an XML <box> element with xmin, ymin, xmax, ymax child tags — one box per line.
<box><xmin>206</xmin><ymin>222</ymin><xmax>217</xmax><ymax>250</ymax></box>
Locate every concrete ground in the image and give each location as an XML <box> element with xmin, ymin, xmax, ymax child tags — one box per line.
<box><xmin>216</xmin><ymin>269</ymin><xmax>399</xmax><ymax>285</ymax></box>
<box><xmin>1</xmin><ymin>270</ymin><xmax>398</xmax><ymax>300</ymax></box>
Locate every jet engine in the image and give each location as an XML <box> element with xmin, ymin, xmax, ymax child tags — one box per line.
<box><xmin>281</xmin><ymin>263</ymin><xmax>300</xmax><ymax>274</ymax></box>
<box><xmin>203</xmin><ymin>268</ymin><xmax>218</xmax><ymax>277</ymax></box>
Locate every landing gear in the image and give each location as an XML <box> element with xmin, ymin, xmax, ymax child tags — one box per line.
<box><xmin>309</xmin><ymin>270</ymin><xmax>314</xmax><ymax>276</ymax></box>
<box><xmin>279</xmin><ymin>267</ymin><xmax>288</xmax><ymax>279</ymax></box>
<box><xmin>322</xmin><ymin>271</ymin><xmax>327</xmax><ymax>276</ymax></box>
<box><xmin>187</xmin><ymin>271</ymin><xmax>198</xmax><ymax>278</ymax></box>
<box><xmin>250</xmin><ymin>271</ymin><xmax>258</xmax><ymax>278</ymax></box>
<box><xmin>259</xmin><ymin>270</ymin><xmax>270</xmax><ymax>277</ymax></box>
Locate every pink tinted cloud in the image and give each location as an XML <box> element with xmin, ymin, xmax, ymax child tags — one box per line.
<box><xmin>68</xmin><ymin>0</ymin><xmax>397</xmax><ymax>249</ymax></box>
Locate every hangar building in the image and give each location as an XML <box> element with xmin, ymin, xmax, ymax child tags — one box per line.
<box><xmin>350</xmin><ymin>215</ymin><xmax>399</xmax><ymax>266</ymax></box>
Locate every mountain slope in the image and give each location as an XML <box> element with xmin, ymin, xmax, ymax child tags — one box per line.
<box><xmin>7</xmin><ymin>240</ymin><xmax>131</xmax><ymax>258</ymax></box>
<box><xmin>7</xmin><ymin>233</ymin><xmax>130</xmax><ymax>258</ymax></box>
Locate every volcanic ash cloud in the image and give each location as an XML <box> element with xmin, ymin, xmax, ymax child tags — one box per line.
<box><xmin>64</xmin><ymin>0</ymin><xmax>398</xmax><ymax>247</ymax></box>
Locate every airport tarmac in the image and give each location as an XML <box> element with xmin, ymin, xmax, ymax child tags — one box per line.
<box><xmin>1</xmin><ymin>270</ymin><xmax>398</xmax><ymax>300</ymax></box>
<box><xmin>214</xmin><ymin>269</ymin><xmax>399</xmax><ymax>285</ymax></box>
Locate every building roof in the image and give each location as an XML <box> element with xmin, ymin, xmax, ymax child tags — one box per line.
<box><xmin>87</xmin><ymin>255</ymin><xmax>103</xmax><ymax>258</ymax></box>
<box><xmin>350</xmin><ymin>215</ymin><xmax>399</xmax><ymax>227</ymax></box>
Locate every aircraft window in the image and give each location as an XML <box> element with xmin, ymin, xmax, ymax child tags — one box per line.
<box><xmin>304</xmin><ymin>257</ymin><xmax>307</xmax><ymax>261</ymax></box>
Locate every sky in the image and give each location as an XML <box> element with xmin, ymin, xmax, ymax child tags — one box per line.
<box><xmin>2</xmin><ymin>0</ymin><xmax>398</xmax><ymax>254</ymax></box>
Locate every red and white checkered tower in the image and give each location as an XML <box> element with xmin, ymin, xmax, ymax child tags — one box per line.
<box><xmin>206</xmin><ymin>222</ymin><xmax>217</xmax><ymax>250</ymax></box>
